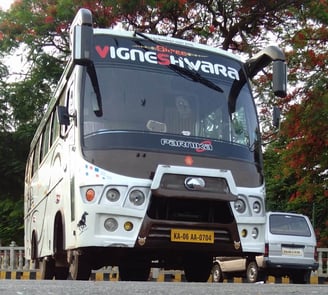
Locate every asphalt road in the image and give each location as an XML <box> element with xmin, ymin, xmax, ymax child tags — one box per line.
<box><xmin>0</xmin><ymin>281</ymin><xmax>327</xmax><ymax>295</ymax></box>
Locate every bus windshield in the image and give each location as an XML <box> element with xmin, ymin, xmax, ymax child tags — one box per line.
<box><xmin>82</xmin><ymin>35</ymin><xmax>259</xmax><ymax>150</ymax></box>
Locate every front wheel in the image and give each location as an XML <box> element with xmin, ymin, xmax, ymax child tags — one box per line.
<box><xmin>69</xmin><ymin>252</ymin><xmax>91</xmax><ymax>280</ymax></box>
<box><xmin>183</xmin><ymin>255</ymin><xmax>212</xmax><ymax>282</ymax></box>
<box><xmin>246</xmin><ymin>261</ymin><xmax>259</xmax><ymax>283</ymax></box>
<box><xmin>119</xmin><ymin>258</ymin><xmax>151</xmax><ymax>281</ymax></box>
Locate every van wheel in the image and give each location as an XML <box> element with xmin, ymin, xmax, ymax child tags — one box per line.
<box><xmin>212</xmin><ymin>263</ymin><xmax>223</xmax><ymax>283</ymax></box>
<box><xmin>246</xmin><ymin>261</ymin><xmax>258</xmax><ymax>283</ymax></box>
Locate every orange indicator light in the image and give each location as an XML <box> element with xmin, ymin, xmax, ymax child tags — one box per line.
<box><xmin>184</xmin><ymin>156</ymin><xmax>194</xmax><ymax>166</ymax></box>
<box><xmin>86</xmin><ymin>188</ymin><xmax>95</xmax><ymax>202</ymax></box>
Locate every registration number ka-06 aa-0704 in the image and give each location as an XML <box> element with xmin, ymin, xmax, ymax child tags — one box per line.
<box><xmin>171</xmin><ymin>229</ymin><xmax>214</xmax><ymax>244</ymax></box>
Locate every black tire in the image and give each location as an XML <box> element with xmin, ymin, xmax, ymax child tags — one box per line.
<box><xmin>55</xmin><ymin>267</ymin><xmax>69</xmax><ymax>280</ymax></box>
<box><xmin>212</xmin><ymin>263</ymin><xmax>224</xmax><ymax>283</ymax></box>
<box><xmin>257</xmin><ymin>270</ymin><xmax>267</xmax><ymax>283</ymax></box>
<box><xmin>119</xmin><ymin>261</ymin><xmax>151</xmax><ymax>281</ymax></box>
<box><xmin>246</xmin><ymin>261</ymin><xmax>259</xmax><ymax>283</ymax></box>
<box><xmin>183</xmin><ymin>255</ymin><xmax>212</xmax><ymax>282</ymax></box>
<box><xmin>290</xmin><ymin>270</ymin><xmax>311</xmax><ymax>284</ymax></box>
<box><xmin>69</xmin><ymin>253</ymin><xmax>91</xmax><ymax>280</ymax></box>
<box><xmin>40</xmin><ymin>257</ymin><xmax>55</xmax><ymax>280</ymax></box>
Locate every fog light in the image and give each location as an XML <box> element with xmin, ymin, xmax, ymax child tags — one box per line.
<box><xmin>241</xmin><ymin>229</ymin><xmax>248</xmax><ymax>238</ymax></box>
<box><xmin>86</xmin><ymin>188</ymin><xmax>95</xmax><ymax>202</ymax></box>
<box><xmin>253</xmin><ymin>201</ymin><xmax>261</xmax><ymax>214</ymax></box>
<box><xmin>104</xmin><ymin>218</ymin><xmax>118</xmax><ymax>232</ymax></box>
<box><xmin>252</xmin><ymin>227</ymin><xmax>259</xmax><ymax>239</ymax></box>
<box><xmin>129</xmin><ymin>190</ymin><xmax>145</xmax><ymax>206</ymax></box>
<box><xmin>124</xmin><ymin>221</ymin><xmax>133</xmax><ymax>231</ymax></box>
<box><xmin>106</xmin><ymin>189</ymin><xmax>120</xmax><ymax>202</ymax></box>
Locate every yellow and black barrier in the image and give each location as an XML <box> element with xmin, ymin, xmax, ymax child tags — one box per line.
<box><xmin>0</xmin><ymin>270</ymin><xmax>326</xmax><ymax>284</ymax></box>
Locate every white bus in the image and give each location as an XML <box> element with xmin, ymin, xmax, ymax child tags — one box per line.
<box><xmin>24</xmin><ymin>8</ymin><xmax>287</xmax><ymax>281</ymax></box>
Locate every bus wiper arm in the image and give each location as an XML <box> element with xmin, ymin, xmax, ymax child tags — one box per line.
<box><xmin>134</xmin><ymin>31</ymin><xmax>223</xmax><ymax>93</ymax></box>
<box><xmin>86</xmin><ymin>62</ymin><xmax>103</xmax><ymax>117</ymax></box>
<box><xmin>168</xmin><ymin>64</ymin><xmax>223</xmax><ymax>93</ymax></box>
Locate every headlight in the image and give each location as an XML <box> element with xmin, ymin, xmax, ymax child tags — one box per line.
<box><xmin>253</xmin><ymin>201</ymin><xmax>261</xmax><ymax>214</ymax></box>
<box><xmin>234</xmin><ymin>199</ymin><xmax>246</xmax><ymax>213</ymax></box>
<box><xmin>129</xmin><ymin>189</ymin><xmax>145</xmax><ymax>206</ymax></box>
<box><xmin>106</xmin><ymin>188</ymin><xmax>120</xmax><ymax>202</ymax></box>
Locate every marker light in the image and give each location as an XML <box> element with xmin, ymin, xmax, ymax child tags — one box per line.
<box><xmin>86</xmin><ymin>188</ymin><xmax>95</xmax><ymax>202</ymax></box>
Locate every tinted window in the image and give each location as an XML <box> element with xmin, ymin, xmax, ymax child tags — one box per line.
<box><xmin>269</xmin><ymin>214</ymin><xmax>311</xmax><ymax>237</ymax></box>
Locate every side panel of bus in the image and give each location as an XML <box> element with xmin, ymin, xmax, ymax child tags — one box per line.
<box><xmin>24</xmin><ymin>69</ymin><xmax>79</xmax><ymax>261</ymax></box>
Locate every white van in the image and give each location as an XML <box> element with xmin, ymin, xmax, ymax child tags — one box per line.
<box><xmin>212</xmin><ymin>212</ymin><xmax>318</xmax><ymax>284</ymax></box>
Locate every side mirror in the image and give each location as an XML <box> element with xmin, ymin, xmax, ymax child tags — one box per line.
<box><xmin>273</xmin><ymin>61</ymin><xmax>287</xmax><ymax>97</ymax></box>
<box><xmin>57</xmin><ymin>105</ymin><xmax>69</xmax><ymax>126</ymax></box>
<box><xmin>70</xmin><ymin>8</ymin><xmax>93</xmax><ymax>65</ymax></box>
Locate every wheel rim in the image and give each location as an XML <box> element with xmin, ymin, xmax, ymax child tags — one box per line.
<box><xmin>247</xmin><ymin>262</ymin><xmax>258</xmax><ymax>283</ymax></box>
<box><xmin>212</xmin><ymin>265</ymin><xmax>222</xmax><ymax>282</ymax></box>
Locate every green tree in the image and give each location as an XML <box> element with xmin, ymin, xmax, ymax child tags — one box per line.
<box><xmin>264</xmin><ymin>1</ymin><xmax>328</xmax><ymax>246</ymax></box>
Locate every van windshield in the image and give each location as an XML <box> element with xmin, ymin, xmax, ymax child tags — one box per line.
<box><xmin>269</xmin><ymin>214</ymin><xmax>311</xmax><ymax>237</ymax></box>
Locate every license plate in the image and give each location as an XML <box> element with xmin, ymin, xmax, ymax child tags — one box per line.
<box><xmin>171</xmin><ymin>229</ymin><xmax>214</xmax><ymax>244</ymax></box>
<box><xmin>281</xmin><ymin>247</ymin><xmax>304</xmax><ymax>256</ymax></box>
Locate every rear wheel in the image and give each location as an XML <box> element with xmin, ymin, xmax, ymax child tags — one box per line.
<box><xmin>246</xmin><ymin>261</ymin><xmax>258</xmax><ymax>283</ymax></box>
<box><xmin>212</xmin><ymin>263</ymin><xmax>223</xmax><ymax>283</ymax></box>
<box><xmin>55</xmin><ymin>266</ymin><xmax>69</xmax><ymax>279</ymax></box>
<box><xmin>69</xmin><ymin>252</ymin><xmax>91</xmax><ymax>280</ymax></box>
<box><xmin>40</xmin><ymin>257</ymin><xmax>55</xmax><ymax>280</ymax></box>
<box><xmin>290</xmin><ymin>270</ymin><xmax>311</xmax><ymax>284</ymax></box>
<box><xmin>183</xmin><ymin>255</ymin><xmax>212</xmax><ymax>282</ymax></box>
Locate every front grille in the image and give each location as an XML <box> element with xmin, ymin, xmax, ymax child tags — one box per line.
<box><xmin>147</xmin><ymin>196</ymin><xmax>234</xmax><ymax>224</ymax></box>
<box><xmin>160</xmin><ymin>174</ymin><xmax>230</xmax><ymax>194</ymax></box>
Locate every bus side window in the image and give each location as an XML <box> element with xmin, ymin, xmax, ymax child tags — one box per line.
<box><xmin>40</xmin><ymin>116</ymin><xmax>52</xmax><ymax>163</ymax></box>
<box><xmin>32</xmin><ymin>140</ymin><xmax>41</xmax><ymax>176</ymax></box>
<box><xmin>25</xmin><ymin>154</ymin><xmax>34</xmax><ymax>212</ymax></box>
<box><xmin>50</xmin><ymin>107</ymin><xmax>60</xmax><ymax>146</ymax></box>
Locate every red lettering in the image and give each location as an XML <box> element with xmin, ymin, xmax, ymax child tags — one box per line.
<box><xmin>157</xmin><ymin>53</ymin><xmax>170</xmax><ymax>65</ymax></box>
<box><xmin>96</xmin><ymin>45</ymin><xmax>110</xmax><ymax>58</ymax></box>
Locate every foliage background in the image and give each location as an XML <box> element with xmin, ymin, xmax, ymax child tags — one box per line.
<box><xmin>0</xmin><ymin>0</ymin><xmax>327</xmax><ymax>246</ymax></box>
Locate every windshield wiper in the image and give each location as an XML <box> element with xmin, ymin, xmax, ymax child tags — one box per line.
<box><xmin>168</xmin><ymin>64</ymin><xmax>223</xmax><ymax>93</ymax></box>
<box><xmin>134</xmin><ymin>31</ymin><xmax>223</xmax><ymax>93</ymax></box>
